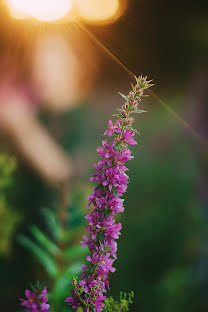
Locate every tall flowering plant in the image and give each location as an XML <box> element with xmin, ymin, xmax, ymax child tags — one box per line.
<box><xmin>65</xmin><ymin>76</ymin><xmax>153</xmax><ymax>312</ymax></box>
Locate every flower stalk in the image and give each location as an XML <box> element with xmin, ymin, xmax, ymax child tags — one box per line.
<box><xmin>65</xmin><ymin>76</ymin><xmax>153</xmax><ymax>312</ymax></box>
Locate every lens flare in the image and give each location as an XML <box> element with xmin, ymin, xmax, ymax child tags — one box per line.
<box><xmin>7</xmin><ymin>0</ymin><xmax>72</xmax><ymax>21</ymax></box>
<box><xmin>77</xmin><ymin>0</ymin><xmax>120</xmax><ymax>24</ymax></box>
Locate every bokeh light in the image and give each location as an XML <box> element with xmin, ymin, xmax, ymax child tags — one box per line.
<box><xmin>77</xmin><ymin>0</ymin><xmax>121</xmax><ymax>24</ymax></box>
<box><xmin>7</xmin><ymin>0</ymin><xmax>72</xmax><ymax>21</ymax></box>
<box><xmin>32</xmin><ymin>34</ymin><xmax>80</xmax><ymax>111</ymax></box>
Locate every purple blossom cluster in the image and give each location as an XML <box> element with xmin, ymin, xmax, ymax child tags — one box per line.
<box><xmin>20</xmin><ymin>287</ymin><xmax>50</xmax><ymax>312</ymax></box>
<box><xmin>65</xmin><ymin>76</ymin><xmax>153</xmax><ymax>312</ymax></box>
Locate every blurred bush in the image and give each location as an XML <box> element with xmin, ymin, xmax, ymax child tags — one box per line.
<box><xmin>18</xmin><ymin>183</ymin><xmax>90</xmax><ymax>312</ymax></box>
<box><xmin>0</xmin><ymin>154</ymin><xmax>21</xmax><ymax>256</ymax></box>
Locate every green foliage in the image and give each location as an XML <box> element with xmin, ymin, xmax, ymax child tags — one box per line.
<box><xmin>118</xmin><ymin>92</ymin><xmax>130</xmax><ymax>101</ymax></box>
<box><xmin>103</xmin><ymin>292</ymin><xmax>134</xmax><ymax>312</ymax></box>
<box><xmin>0</xmin><ymin>154</ymin><xmax>21</xmax><ymax>256</ymax></box>
<box><xmin>42</xmin><ymin>208</ymin><xmax>63</xmax><ymax>242</ymax></box>
<box><xmin>30</xmin><ymin>280</ymin><xmax>46</xmax><ymax>293</ymax></box>
<box><xmin>18</xmin><ymin>234</ymin><xmax>59</xmax><ymax>277</ymax></box>
<box><xmin>18</xmin><ymin>183</ymin><xmax>89</xmax><ymax>311</ymax></box>
<box><xmin>30</xmin><ymin>225</ymin><xmax>60</xmax><ymax>255</ymax></box>
<box><xmin>0</xmin><ymin>154</ymin><xmax>16</xmax><ymax>189</ymax></box>
<box><xmin>131</xmin><ymin>109</ymin><xmax>147</xmax><ymax>113</ymax></box>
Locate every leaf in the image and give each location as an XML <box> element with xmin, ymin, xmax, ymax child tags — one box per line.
<box><xmin>112</xmin><ymin>113</ymin><xmax>122</xmax><ymax>118</ymax></box>
<box><xmin>30</xmin><ymin>226</ymin><xmax>60</xmax><ymax>256</ymax></box>
<box><xmin>131</xmin><ymin>128</ymin><xmax>140</xmax><ymax>135</ymax></box>
<box><xmin>131</xmin><ymin>109</ymin><xmax>147</xmax><ymax>113</ymax></box>
<box><xmin>118</xmin><ymin>92</ymin><xmax>129</xmax><ymax>101</ymax></box>
<box><xmin>18</xmin><ymin>235</ymin><xmax>58</xmax><ymax>277</ymax></box>
<box><xmin>42</xmin><ymin>208</ymin><xmax>63</xmax><ymax>241</ymax></box>
<box><xmin>131</xmin><ymin>82</ymin><xmax>136</xmax><ymax>92</ymax></box>
<box><xmin>115</xmin><ymin>144</ymin><xmax>122</xmax><ymax>152</ymax></box>
<box><xmin>141</xmin><ymin>83</ymin><xmax>154</xmax><ymax>89</ymax></box>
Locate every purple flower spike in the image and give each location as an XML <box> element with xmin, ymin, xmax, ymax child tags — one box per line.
<box><xmin>65</xmin><ymin>75</ymin><xmax>153</xmax><ymax>312</ymax></box>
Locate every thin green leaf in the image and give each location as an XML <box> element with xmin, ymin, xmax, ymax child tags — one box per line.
<box><xmin>127</xmin><ymin>126</ymin><xmax>140</xmax><ymax>135</ymax></box>
<box><xmin>42</xmin><ymin>208</ymin><xmax>63</xmax><ymax>241</ymax></box>
<box><xmin>141</xmin><ymin>84</ymin><xmax>154</xmax><ymax>89</ymax></box>
<box><xmin>18</xmin><ymin>235</ymin><xmax>58</xmax><ymax>277</ymax></box>
<box><xmin>131</xmin><ymin>109</ymin><xmax>147</xmax><ymax>113</ymax></box>
<box><xmin>30</xmin><ymin>226</ymin><xmax>60</xmax><ymax>255</ymax></box>
<box><xmin>131</xmin><ymin>82</ymin><xmax>136</xmax><ymax>92</ymax></box>
<box><xmin>112</xmin><ymin>113</ymin><xmax>122</xmax><ymax>118</ymax></box>
<box><xmin>115</xmin><ymin>144</ymin><xmax>122</xmax><ymax>152</ymax></box>
<box><xmin>118</xmin><ymin>92</ymin><xmax>129</xmax><ymax>101</ymax></box>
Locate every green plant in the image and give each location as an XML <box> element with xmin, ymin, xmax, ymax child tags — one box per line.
<box><xmin>19</xmin><ymin>184</ymin><xmax>90</xmax><ymax>311</ymax></box>
<box><xmin>0</xmin><ymin>154</ymin><xmax>21</xmax><ymax>256</ymax></box>
<box><xmin>103</xmin><ymin>292</ymin><xmax>134</xmax><ymax>312</ymax></box>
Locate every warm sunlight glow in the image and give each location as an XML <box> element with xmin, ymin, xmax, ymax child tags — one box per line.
<box><xmin>7</xmin><ymin>0</ymin><xmax>72</xmax><ymax>21</ymax></box>
<box><xmin>77</xmin><ymin>0</ymin><xmax>120</xmax><ymax>24</ymax></box>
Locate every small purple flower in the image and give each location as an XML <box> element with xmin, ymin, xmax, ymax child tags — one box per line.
<box><xmin>80</xmin><ymin>235</ymin><xmax>95</xmax><ymax>250</ymax></box>
<box><xmin>104</xmin><ymin>120</ymin><xmax>121</xmax><ymax>137</ymax></box>
<box><xmin>20</xmin><ymin>287</ymin><xmax>50</xmax><ymax>312</ymax></box>
<box><xmin>65</xmin><ymin>291</ymin><xmax>81</xmax><ymax>309</ymax></box>
<box><xmin>122</xmin><ymin>129</ymin><xmax>137</xmax><ymax>145</ymax></box>
<box><xmin>115</xmin><ymin>148</ymin><xmax>134</xmax><ymax>170</ymax></box>
<box><xmin>102</xmin><ymin>167</ymin><xmax>129</xmax><ymax>192</ymax></box>
<box><xmin>86</xmin><ymin>252</ymin><xmax>99</xmax><ymax>265</ymax></box>
<box><xmin>105</xmin><ymin>223</ymin><xmax>122</xmax><ymax>239</ymax></box>
<box><xmin>97</xmin><ymin>253</ymin><xmax>116</xmax><ymax>275</ymax></box>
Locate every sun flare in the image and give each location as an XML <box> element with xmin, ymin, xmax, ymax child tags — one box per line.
<box><xmin>7</xmin><ymin>0</ymin><xmax>72</xmax><ymax>21</ymax></box>
<box><xmin>77</xmin><ymin>0</ymin><xmax>120</xmax><ymax>24</ymax></box>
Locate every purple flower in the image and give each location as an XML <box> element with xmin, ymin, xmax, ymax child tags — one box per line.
<box><xmin>97</xmin><ymin>140</ymin><xmax>117</xmax><ymax>167</ymax></box>
<box><xmin>20</xmin><ymin>287</ymin><xmax>50</xmax><ymax>312</ymax></box>
<box><xmin>80</xmin><ymin>235</ymin><xmax>95</xmax><ymax>250</ymax></box>
<box><xmin>115</xmin><ymin>148</ymin><xmax>134</xmax><ymax>170</ymax></box>
<box><xmin>104</xmin><ymin>120</ymin><xmax>121</xmax><ymax>137</ymax></box>
<box><xmin>65</xmin><ymin>291</ymin><xmax>81</xmax><ymax>309</ymax></box>
<box><xmin>86</xmin><ymin>252</ymin><xmax>99</xmax><ymax>265</ymax></box>
<box><xmin>105</xmin><ymin>223</ymin><xmax>122</xmax><ymax>239</ymax></box>
<box><xmin>104</xmin><ymin>239</ymin><xmax>118</xmax><ymax>259</ymax></box>
<box><xmin>122</xmin><ymin>129</ymin><xmax>137</xmax><ymax>145</ymax></box>
<box><xmin>97</xmin><ymin>253</ymin><xmax>116</xmax><ymax>275</ymax></box>
<box><xmin>102</xmin><ymin>167</ymin><xmax>129</xmax><ymax>192</ymax></box>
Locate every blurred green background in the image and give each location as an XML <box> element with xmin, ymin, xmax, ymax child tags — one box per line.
<box><xmin>0</xmin><ymin>0</ymin><xmax>208</xmax><ymax>311</ymax></box>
